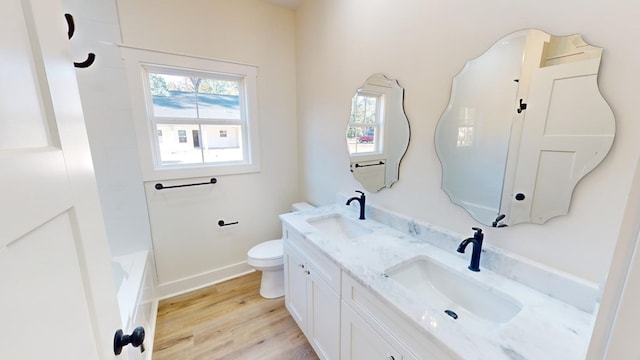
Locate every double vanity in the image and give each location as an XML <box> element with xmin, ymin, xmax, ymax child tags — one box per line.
<box><xmin>287</xmin><ymin>27</ymin><xmax>612</xmax><ymax>359</ymax></box>
<box><xmin>280</xmin><ymin>198</ymin><xmax>597</xmax><ymax>359</ymax></box>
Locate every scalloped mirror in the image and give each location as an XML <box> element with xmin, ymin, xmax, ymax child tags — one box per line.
<box><xmin>435</xmin><ymin>29</ymin><xmax>615</xmax><ymax>226</ymax></box>
<box><xmin>346</xmin><ymin>74</ymin><xmax>410</xmax><ymax>192</ymax></box>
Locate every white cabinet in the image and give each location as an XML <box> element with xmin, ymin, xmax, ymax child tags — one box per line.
<box><xmin>283</xmin><ymin>240</ymin><xmax>308</xmax><ymax>328</ymax></box>
<box><xmin>282</xmin><ymin>224</ymin><xmax>453</xmax><ymax>360</ymax></box>
<box><xmin>342</xmin><ymin>301</ymin><xmax>416</xmax><ymax>360</ymax></box>
<box><xmin>307</xmin><ymin>266</ymin><xmax>341</xmax><ymax>359</ymax></box>
<box><xmin>283</xmin><ymin>227</ymin><xmax>341</xmax><ymax>360</ymax></box>
<box><xmin>342</xmin><ymin>273</ymin><xmax>455</xmax><ymax>360</ymax></box>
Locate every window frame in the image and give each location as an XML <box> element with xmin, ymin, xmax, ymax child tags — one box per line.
<box><xmin>122</xmin><ymin>46</ymin><xmax>261</xmax><ymax>181</ymax></box>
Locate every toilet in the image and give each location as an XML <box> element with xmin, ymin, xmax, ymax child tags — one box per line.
<box><xmin>247</xmin><ymin>239</ymin><xmax>284</xmax><ymax>298</ymax></box>
<box><xmin>248</xmin><ymin>202</ymin><xmax>315</xmax><ymax>299</ymax></box>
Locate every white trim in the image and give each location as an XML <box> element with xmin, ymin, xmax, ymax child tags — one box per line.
<box><xmin>143</xmin><ymin>300</ymin><xmax>158</xmax><ymax>360</ymax></box>
<box><xmin>156</xmin><ymin>261</ymin><xmax>254</xmax><ymax>299</ymax></box>
<box><xmin>120</xmin><ymin>46</ymin><xmax>261</xmax><ymax>181</ymax></box>
<box><xmin>587</xmin><ymin>154</ymin><xmax>640</xmax><ymax>359</ymax></box>
<box><xmin>118</xmin><ymin>44</ymin><xmax>258</xmax><ymax>68</ymax></box>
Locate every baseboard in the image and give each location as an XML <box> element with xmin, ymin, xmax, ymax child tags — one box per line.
<box><xmin>156</xmin><ymin>261</ymin><xmax>255</xmax><ymax>299</ymax></box>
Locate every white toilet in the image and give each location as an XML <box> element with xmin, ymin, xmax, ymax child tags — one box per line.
<box><xmin>247</xmin><ymin>239</ymin><xmax>284</xmax><ymax>298</ymax></box>
<box><xmin>248</xmin><ymin>202</ymin><xmax>315</xmax><ymax>299</ymax></box>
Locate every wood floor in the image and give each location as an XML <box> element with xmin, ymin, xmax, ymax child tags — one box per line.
<box><xmin>153</xmin><ymin>271</ymin><xmax>319</xmax><ymax>360</ymax></box>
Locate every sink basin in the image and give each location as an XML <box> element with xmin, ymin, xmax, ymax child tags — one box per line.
<box><xmin>307</xmin><ymin>213</ymin><xmax>372</xmax><ymax>241</ymax></box>
<box><xmin>385</xmin><ymin>255</ymin><xmax>522</xmax><ymax>324</ymax></box>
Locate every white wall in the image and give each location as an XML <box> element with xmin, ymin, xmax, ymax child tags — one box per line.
<box><xmin>62</xmin><ymin>0</ymin><xmax>153</xmax><ymax>258</ymax></box>
<box><xmin>116</xmin><ymin>0</ymin><xmax>299</xmax><ymax>294</ymax></box>
<box><xmin>294</xmin><ymin>0</ymin><xmax>640</xmax><ymax>284</ymax></box>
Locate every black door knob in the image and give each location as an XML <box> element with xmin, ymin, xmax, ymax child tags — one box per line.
<box><xmin>114</xmin><ymin>326</ymin><xmax>145</xmax><ymax>355</ymax></box>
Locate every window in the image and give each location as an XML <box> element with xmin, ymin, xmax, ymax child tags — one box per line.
<box><xmin>456</xmin><ymin>107</ymin><xmax>475</xmax><ymax>147</ymax></box>
<box><xmin>123</xmin><ymin>47</ymin><xmax>260</xmax><ymax>180</ymax></box>
<box><xmin>177</xmin><ymin>129</ymin><xmax>188</xmax><ymax>143</ymax></box>
<box><xmin>346</xmin><ymin>92</ymin><xmax>382</xmax><ymax>155</ymax></box>
<box><xmin>147</xmin><ymin>68</ymin><xmax>247</xmax><ymax>165</ymax></box>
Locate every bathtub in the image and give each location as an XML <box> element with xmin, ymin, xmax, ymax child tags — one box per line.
<box><xmin>112</xmin><ymin>251</ymin><xmax>156</xmax><ymax>359</ymax></box>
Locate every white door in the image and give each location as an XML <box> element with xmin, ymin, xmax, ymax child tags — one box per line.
<box><xmin>507</xmin><ymin>57</ymin><xmax>615</xmax><ymax>224</ymax></box>
<box><xmin>0</xmin><ymin>0</ymin><xmax>122</xmax><ymax>359</ymax></box>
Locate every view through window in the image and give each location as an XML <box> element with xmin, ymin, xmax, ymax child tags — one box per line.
<box><xmin>147</xmin><ymin>69</ymin><xmax>247</xmax><ymax>166</ymax></box>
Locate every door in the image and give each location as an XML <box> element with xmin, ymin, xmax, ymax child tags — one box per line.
<box><xmin>0</xmin><ymin>0</ymin><xmax>121</xmax><ymax>359</ymax></box>
<box><xmin>508</xmin><ymin>57</ymin><xmax>615</xmax><ymax>224</ymax></box>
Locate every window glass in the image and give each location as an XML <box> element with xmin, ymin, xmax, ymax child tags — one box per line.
<box><xmin>347</xmin><ymin>93</ymin><xmax>382</xmax><ymax>155</ymax></box>
<box><xmin>201</xmin><ymin>125</ymin><xmax>243</xmax><ymax>163</ymax></box>
<box><xmin>157</xmin><ymin>124</ymin><xmax>201</xmax><ymax>164</ymax></box>
<box><xmin>146</xmin><ymin>68</ymin><xmax>248</xmax><ymax>167</ymax></box>
<box><xmin>150</xmin><ymin>74</ymin><xmax>241</xmax><ymax>120</ymax></box>
<box><xmin>177</xmin><ymin>129</ymin><xmax>188</xmax><ymax>143</ymax></box>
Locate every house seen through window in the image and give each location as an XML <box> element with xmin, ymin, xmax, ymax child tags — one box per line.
<box><xmin>147</xmin><ymin>69</ymin><xmax>247</xmax><ymax>166</ymax></box>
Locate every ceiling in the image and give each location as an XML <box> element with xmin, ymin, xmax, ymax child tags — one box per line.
<box><xmin>262</xmin><ymin>0</ymin><xmax>304</xmax><ymax>9</ymax></box>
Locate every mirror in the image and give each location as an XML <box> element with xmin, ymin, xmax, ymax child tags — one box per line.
<box><xmin>435</xmin><ymin>29</ymin><xmax>615</xmax><ymax>226</ymax></box>
<box><xmin>346</xmin><ymin>74</ymin><xmax>410</xmax><ymax>192</ymax></box>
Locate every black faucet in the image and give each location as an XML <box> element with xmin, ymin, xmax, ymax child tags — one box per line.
<box><xmin>346</xmin><ymin>190</ymin><xmax>366</xmax><ymax>220</ymax></box>
<box><xmin>457</xmin><ymin>227</ymin><xmax>484</xmax><ymax>272</ymax></box>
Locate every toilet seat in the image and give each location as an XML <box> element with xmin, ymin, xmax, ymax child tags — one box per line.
<box><xmin>247</xmin><ymin>239</ymin><xmax>283</xmax><ymax>268</ymax></box>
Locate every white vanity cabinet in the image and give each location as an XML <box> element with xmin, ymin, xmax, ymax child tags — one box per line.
<box><xmin>281</xmin><ymin>206</ymin><xmax>596</xmax><ymax>360</ymax></box>
<box><xmin>341</xmin><ymin>301</ymin><xmax>414</xmax><ymax>360</ymax></box>
<box><xmin>283</xmin><ymin>226</ymin><xmax>341</xmax><ymax>360</ymax></box>
<box><xmin>282</xmin><ymin>224</ymin><xmax>454</xmax><ymax>360</ymax></box>
<box><xmin>341</xmin><ymin>273</ymin><xmax>455</xmax><ymax>360</ymax></box>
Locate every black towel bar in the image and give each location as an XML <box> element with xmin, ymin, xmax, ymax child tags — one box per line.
<box><xmin>354</xmin><ymin>161</ymin><xmax>385</xmax><ymax>168</ymax></box>
<box><xmin>155</xmin><ymin>178</ymin><xmax>217</xmax><ymax>190</ymax></box>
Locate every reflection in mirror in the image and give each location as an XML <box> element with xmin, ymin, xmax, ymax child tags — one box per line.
<box><xmin>346</xmin><ymin>74</ymin><xmax>410</xmax><ymax>192</ymax></box>
<box><xmin>435</xmin><ymin>29</ymin><xmax>614</xmax><ymax>226</ymax></box>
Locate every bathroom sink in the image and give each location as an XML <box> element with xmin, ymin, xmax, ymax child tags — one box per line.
<box><xmin>385</xmin><ymin>255</ymin><xmax>522</xmax><ymax>324</ymax></box>
<box><xmin>307</xmin><ymin>213</ymin><xmax>372</xmax><ymax>241</ymax></box>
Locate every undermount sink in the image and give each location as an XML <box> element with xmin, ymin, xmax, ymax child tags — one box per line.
<box><xmin>307</xmin><ymin>213</ymin><xmax>372</xmax><ymax>241</ymax></box>
<box><xmin>385</xmin><ymin>255</ymin><xmax>522</xmax><ymax>325</ymax></box>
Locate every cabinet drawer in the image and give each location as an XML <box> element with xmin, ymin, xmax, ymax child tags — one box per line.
<box><xmin>342</xmin><ymin>273</ymin><xmax>457</xmax><ymax>359</ymax></box>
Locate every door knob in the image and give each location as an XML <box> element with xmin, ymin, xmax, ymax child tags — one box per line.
<box><xmin>114</xmin><ymin>326</ymin><xmax>145</xmax><ymax>355</ymax></box>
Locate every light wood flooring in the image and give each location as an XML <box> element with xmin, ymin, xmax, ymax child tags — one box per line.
<box><xmin>153</xmin><ymin>271</ymin><xmax>319</xmax><ymax>360</ymax></box>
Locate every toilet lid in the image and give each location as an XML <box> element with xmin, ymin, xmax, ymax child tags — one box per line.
<box><xmin>248</xmin><ymin>239</ymin><xmax>283</xmax><ymax>261</ymax></box>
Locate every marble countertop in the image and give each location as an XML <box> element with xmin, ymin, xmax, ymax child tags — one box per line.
<box><xmin>279</xmin><ymin>204</ymin><xmax>595</xmax><ymax>360</ymax></box>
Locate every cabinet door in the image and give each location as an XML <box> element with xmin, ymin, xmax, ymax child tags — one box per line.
<box><xmin>284</xmin><ymin>242</ymin><xmax>308</xmax><ymax>331</ymax></box>
<box><xmin>308</xmin><ymin>269</ymin><xmax>341</xmax><ymax>360</ymax></box>
<box><xmin>341</xmin><ymin>302</ymin><xmax>402</xmax><ymax>360</ymax></box>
